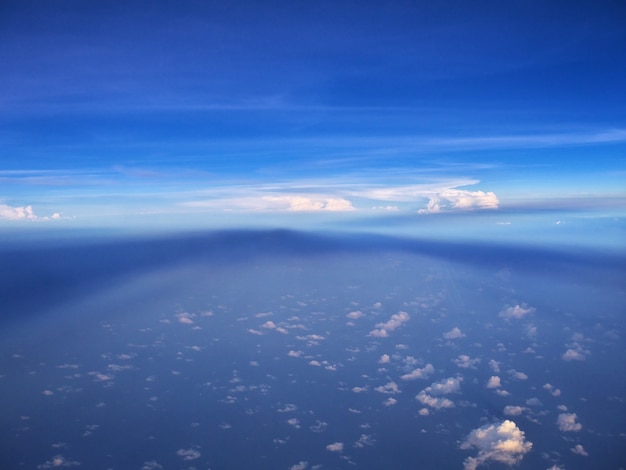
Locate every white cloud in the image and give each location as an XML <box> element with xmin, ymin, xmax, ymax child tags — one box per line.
<box><xmin>383</xmin><ymin>397</ymin><xmax>397</xmax><ymax>406</ymax></box>
<box><xmin>426</xmin><ymin>377</ymin><xmax>462</xmax><ymax>395</ymax></box>
<box><xmin>415</xmin><ymin>391</ymin><xmax>454</xmax><ymax>409</ymax></box>
<box><xmin>326</xmin><ymin>442</ymin><xmax>344</xmax><ymax>452</ymax></box>
<box><xmin>418</xmin><ymin>189</ymin><xmax>499</xmax><ymax>214</ymax></box>
<box><xmin>557</xmin><ymin>413</ymin><xmax>582</xmax><ymax>432</ymax></box>
<box><xmin>287</xmin><ymin>418</ymin><xmax>301</xmax><ymax>429</ymax></box>
<box><xmin>401</xmin><ymin>363</ymin><xmax>434</xmax><ymax>381</ymax></box>
<box><xmin>488</xmin><ymin>360</ymin><xmax>500</xmax><ymax>373</ymax></box>
<box><xmin>262</xmin><ymin>195</ymin><xmax>354</xmax><ymax>212</ymax></box>
<box><xmin>176</xmin><ymin>448</ymin><xmax>201</xmax><ymax>461</ymax></box>
<box><xmin>290</xmin><ymin>461</ymin><xmax>309</xmax><ymax>470</ymax></box>
<box><xmin>571</xmin><ymin>444</ymin><xmax>588</xmax><ymax>456</ymax></box>
<box><xmin>0</xmin><ymin>203</ymin><xmax>38</xmax><ymax>220</ymax></box>
<box><xmin>562</xmin><ymin>349</ymin><xmax>585</xmax><ymax>361</ymax></box>
<box><xmin>455</xmin><ymin>354</ymin><xmax>480</xmax><ymax>368</ymax></box>
<box><xmin>443</xmin><ymin>327</ymin><xmax>465</xmax><ymax>339</ymax></box>
<box><xmin>347</xmin><ymin>310</ymin><xmax>363</xmax><ymax>319</ymax></box>
<box><xmin>460</xmin><ymin>420</ymin><xmax>532</xmax><ymax>470</ymax></box>
<box><xmin>354</xmin><ymin>434</ymin><xmax>375</xmax><ymax>448</ymax></box>
<box><xmin>374</xmin><ymin>381</ymin><xmax>400</xmax><ymax>394</ymax></box>
<box><xmin>486</xmin><ymin>376</ymin><xmax>501</xmax><ymax>389</ymax></box>
<box><xmin>499</xmin><ymin>304</ymin><xmax>536</xmax><ymax>320</ymax></box>
<box><xmin>503</xmin><ymin>406</ymin><xmax>526</xmax><ymax>416</ymax></box>
<box><xmin>37</xmin><ymin>455</ymin><xmax>81</xmax><ymax>468</ymax></box>
<box><xmin>378</xmin><ymin>354</ymin><xmax>390</xmax><ymax>364</ymax></box>
<box><xmin>368</xmin><ymin>311</ymin><xmax>409</xmax><ymax>337</ymax></box>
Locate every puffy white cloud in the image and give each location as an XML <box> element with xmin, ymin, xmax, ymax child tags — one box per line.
<box><xmin>460</xmin><ymin>420</ymin><xmax>532</xmax><ymax>470</ymax></box>
<box><xmin>368</xmin><ymin>311</ymin><xmax>409</xmax><ymax>337</ymax></box>
<box><xmin>499</xmin><ymin>304</ymin><xmax>535</xmax><ymax>320</ymax></box>
<box><xmin>176</xmin><ymin>448</ymin><xmax>201</xmax><ymax>461</ymax></box>
<box><xmin>486</xmin><ymin>376</ymin><xmax>501</xmax><ymax>389</ymax></box>
<box><xmin>562</xmin><ymin>349</ymin><xmax>585</xmax><ymax>361</ymax></box>
<box><xmin>347</xmin><ymin>310</ymin><xmax>364</xmax><ymax>319</ymax></box>
<box><xmin>383</xmin><ymin>397</ymin><xmax>397</xmax><ymax>406</ymax></box>
<box><xmin>326</xmin><ymin>442</ymin><xmax>344</xmax><ymax>452</ymax></box>
<box><xmin>0</xmin><ymin>203</ymin><xmax>38</xmax><ymax>220</ymax></box>
<box><xmin>571</xmin><ymin>444</ymin><xmax>588</xmax><ymax>456</ymax></box>
<box><xmin>488</xmin><ymin>360</ymin><xmax>500</xmax><ymax>373</ymax></box>
<box><xmin>374</xmin><ymin>381</ymin><xmax>400</xmax><ymax>394</ymax></box>
<box><xmin>426</xmin><ymin>377</ymin><xmax>461</xmax><ymax>395</ymax></box>
<box><xmin>415</xmin><ymin>391</ymin><xmax>454</xmax><ymax>409</ymax></box>
<box><xmin>503</xmin><ymin>406</ymin><xmax>526</xmax><ymax>416</ymax></box>
<box><xmin>378</xmin><ymin>354</ymin><xmax>390</xmax><ymax>364</ymax></box>
<box><xmin>352</xmin><ymin>386</ymin><xmax>368</xmax><ymax>393</ymax></box>
<box><xmin>401</xmin><ymin>363</ymin><xmax>434</xmax><ymax>381</ymax></box>
<box><xmin>443</xmin><ymin>327</ymin><xmax>465</xmax><ymax>339</ymax></box>
<box><xmin>557</xmin><ymin>413</ymin><xmax>582</xmax><ymax>432</ymax></box>
<box><xmin>417</xmin><ymin>189</ymin><xmax>499</xmax><ymax>214</ymax></box>
<box><xmin>455</xmin><ymin>354</ymin><xmax>480</xmax><ymax>369</ymax></box>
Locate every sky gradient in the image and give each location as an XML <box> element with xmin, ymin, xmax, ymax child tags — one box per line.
<box><xmin>1</xmin><ymin>0</ymin><xmax>625</xmax><ymax>242</ymax></box>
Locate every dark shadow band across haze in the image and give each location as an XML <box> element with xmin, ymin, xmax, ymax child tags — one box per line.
<box><xmin>1</xmin><ymin>229</ymin><xmax>624</xmax><ymax>325</ymax></box>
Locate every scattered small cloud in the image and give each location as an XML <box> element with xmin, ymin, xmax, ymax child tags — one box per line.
<box><xmin>499</xmin><ymin>304</ymin><xmax>536</xmax><ymax>320</ymax></box>
<box><xmin>326</xmin><ymin>442</ymin><xmax>344</xmax><ymax>452</ymax></box>
<box><xmin>571</xmin><ymin>444</ymin><xmax>588</xmax><ymax>456</ymax></box>
<box><xmin>37</xmin><ymin>455</ymin><xmax>81</xmax><ymax>468</ymax></box>
<box><xmin>368</xmin><ymin>311</ymin><xmax>410</xmax><ymax>337</ymax></box>
<box><xmin>374</xmin><ymin>381</ymin><xmax>400</xmax><ymax>394</ymax></box>
<box><xmin>557</xmin><ymin>413</ymin><xmax>582</xmax><ymax>432</ymax></box>
<box><xmin>486</xmin><ymin>376</ymin><xmax>501</xmax><ymax>389</ymax></box>
<box><xmin>443</xmin><ymin>327</ymin><xmax>465</xmax><ymax>339</ymax></box>
<box><xmin>176</xmin><ymin>448</ymin><xmax>201</xmax><ymax>461</ymax></box>
<box><xmin>401</xmin><ymin>363</ymin><xmax>434</xmax><ymax>381</ymax></box>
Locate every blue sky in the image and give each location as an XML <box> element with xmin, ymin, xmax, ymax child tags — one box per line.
<box><xmin>1</xmin><ymin>0</ymin><xmax>625</xmax><ymax>241</ymax></box>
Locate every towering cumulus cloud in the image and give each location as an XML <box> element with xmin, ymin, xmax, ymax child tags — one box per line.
<box><xmin>461</xmin><ymin>420</ymin><xmax>532</xmax><ymax>470</ymax></box>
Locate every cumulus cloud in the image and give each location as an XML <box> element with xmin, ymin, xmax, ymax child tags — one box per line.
<box><xmin>262</xmin><ymin>195</ymin><xmax>354</xmax><ymax>212</ymax></box>
<box><xmin>503</xmin><ymin>406</ymin><xmax>526</xmax><ymax>416</ymax></box>
<box><xmin>486</xmin><ymin>376</ymin><xmax>501</xmax><ymax>389</ymax></box>
<box><xmin>401</xmin><ymin>363</ymin><xmax>434</xmax><ymax>381</ymax></box>
<box><xmin>571</xmin><ymin>444</ymin><xmax>588</xmax><ymax>456</ymax></box>
<box><xmin>326</xmin><ymin>442</ymin><xmax>344</xmax><ymax>452</ymax></box>
<box><xmin>562</xmin><ymin>349</ymin><xmax>585</xmax><ymax>361</ymax></box>
<box><xmin>455</xmin><ymin>354</ymin><xmax>480</xmax><ymax>368</ymax></box>
<box><xmin>383</xmin><ymin>397</ymin><xmax>397</xmax><ymax>406</ymax></box>
<box><xmin>176</xmin><ymin>448</ymin><xmax>201</xmax><ymax>461</ymax></box>
<box><xmin>368</xmin><ymin>311</ymin><xmax>409</xmax><ymax>337</ymax></box>
<box><xmin>378</xmin><ymin>354</ymin><xmax>390</xmax><ymax>364</ymax></box>
<box><xmin>347</xmin><ymin>310</ymin><xmax>364</xmax><ymax>319</ymax></box>
<box><xmin>425</xmin><ymin>377</ymin><xmax>462</xmax><ymax>395</ymax></box>
<box><xmin>374</xmin><ymin>381</ymin><xmax>400</xmax><ymax>394</ymax></box>
<box><xmin>499</xmin><ymin>304</ymin><xmax>536</xmax><ymax>320</ymax></box>
<box><xmin>418</xmin><ymin>189</ymin><xmax>499</xmax><ymax>214</ymax></box>
<box><xmin>443</xmin><ymin>327</ymin><xmax>465</xmax><ymax>339</ymax></box>
<box><xmin>415</xmin><ymin>391</ymin><xmax>454</xmax><ymax>409</ymax></box>
<box><xmin>460</xmin><ymin>420</ymin><xmax>532</xmax><ymax>470</ymax></box>
<box><xmin>0</xmin><ymin>203</ymin><xmax>38</xmax><ymax>220</ymax></box>
<box><xmin>290</xmin><ymin>461</ymin><xmax>309</xmax><ymax>470</ymax></box>
<box><xmin>557</xmin><ymin>413</ymin><xmax>582</xmax><ymax>432</ymax></box>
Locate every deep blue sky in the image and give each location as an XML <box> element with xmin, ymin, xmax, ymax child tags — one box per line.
<box><xmin>1</xmin><ymin>0</ymin><xmax>625</xmax><ymax>239</ymax></box>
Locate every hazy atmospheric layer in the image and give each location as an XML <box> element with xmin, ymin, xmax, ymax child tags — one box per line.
<box><xmin>0</xmin><ymin>230</ymin><xmax>624</xmax><ymax>469</ymax></box>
